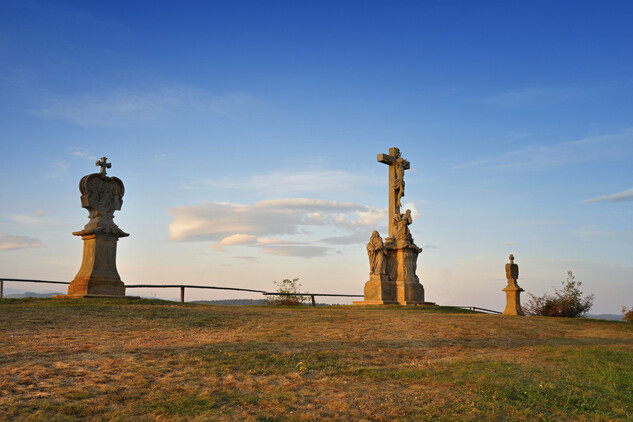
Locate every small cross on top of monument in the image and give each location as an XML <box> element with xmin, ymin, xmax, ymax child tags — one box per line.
<box><xmin>96</xmin><ymin>157</ymin><xmax>111</xmax><ymax>176</ymax></box>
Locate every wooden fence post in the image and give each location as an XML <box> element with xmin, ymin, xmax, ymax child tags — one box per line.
<box><xmin>180</xmin><ymin>286</ymin><xmax>185</xmax><ymax>303</ymax></box>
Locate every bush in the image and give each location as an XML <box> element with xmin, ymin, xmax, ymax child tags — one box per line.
<box><xmin>623</xmin><ymin>307</ymin><xmax>633</xmax><ymax>323</ymax></box>
<box><xmin>269</xmin><ymin>278</ymin><xmax>307</xmax><ymax>306</ymax></box>
<box><xmin>524</xmin><ymin>271</ymin><xmax>593</xmax><ymax>317</ymax></box>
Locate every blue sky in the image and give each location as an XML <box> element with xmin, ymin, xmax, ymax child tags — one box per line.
<box><xmin>1</xmin><ymin>0</ymin><xmax>632</xmax><ymax>313</ymax></box>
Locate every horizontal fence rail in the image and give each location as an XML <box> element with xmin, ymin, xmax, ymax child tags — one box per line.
<box><xmin>0</xmin><ymin>278</ymin><xmax>362</xmax><ymax>306</ymax></box>
<box><xmin>452</xmin><ymin>306</ymin><xmax>502</xmax><ymax>315</ymax></box>
<box><xmin>1</xmin><ymin>278</ymin><xmax>500</xmax><ymax>311</ymax></box>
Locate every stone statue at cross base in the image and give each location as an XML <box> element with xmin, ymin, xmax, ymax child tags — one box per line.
<box><xmin>367</xmin><ymin>231</ymin><xmax>387</xmax><ymax>276</ymax></box>
<box><xmin>393</xmin><ymin>209</ymin><xmax>413</xmax><ymax>242</ymax></box>
<box><xmin>55</xmin><ymin>157</ymin><xmax>136</xmax><ymax>299</ymax></box>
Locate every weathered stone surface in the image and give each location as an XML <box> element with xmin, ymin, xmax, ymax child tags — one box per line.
<box><xmin>355</xmin><ymin>148</ymin><xmax>433</xmax><ymax>306</ymax></box>
<box><xmin>502</xmin><ymin>254</ymin><xmax>525</xmax><ymax>316</ymax></box>
<box><xmin>56</xmin><ymin>158</ymin><xmax>133</xmax><ymax>299</ymax></box>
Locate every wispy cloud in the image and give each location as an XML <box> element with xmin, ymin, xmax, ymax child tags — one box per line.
<box><xmin>71</xmin><ymin>150</ymin><xmax>97</xmax><ymax>160</ymax></box>
<box><xmin>497</xmin><ymin>220</ymin><xmax>564</xmax><ymax>228</ymax></box>
<box><xmin>191</xmin><ymin>169</ymin><xmax>381</xmax><ymax>197</ymax></box>
<box><xmin>0</xmin><ymin>233</ymin><xmax>45</xmax><ymax>251</ymax></box>
<box><xmin>580</xmin><ymin>187</ymin><xmax>633</xmax><ymax>204</ymax></box>
<box><xmin>169</xmin><ymin>198</ymin><xmax>385</xmax><ymax>241</ymax></box>
<box><xmin>168</xmin><ymin>198</ymin><xmax>386</xmax><ymax>258</ymax></box>
<box><xmin>29</xmin><ymin>84</ymin><xmax>264</xmax><ymax>127</ymax></box>
<box><xmin>45</xmin><ymin>161</ymin><xmax>68</xmax><ymax>178</ymax></box>
<box><xmin>232</xmin><ymin>256</ymin><xmax>259</xmax><ymax>263</ymax></box>
<box><xmin>8</xmin><ymin>210</ymin><xmax>60</xmax><ymax>227</ymax></box>
<box><xmin>455</xmin><ymin>129</ymin><xmax>633</xmax><ymax>170</ymax></box>
<box><xmin>483</xmin><ymin>87</ymin><xmax>577</xmax><ymax>108</ymax></box>
<box><xmin>211</xmin><ymin>234</ymin><xmax>330</xmax><ymax>258</ymax></box>
<box><xmin>571</xmin><ymin>226</ymin><xmax>633</xmax><ymax>241</ymax></box>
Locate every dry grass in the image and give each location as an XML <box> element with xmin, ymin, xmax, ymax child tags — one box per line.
<box><xmin>1</xmin><ymin>298</ymin><xmax>632</xmax><ymax>421</ymax></box>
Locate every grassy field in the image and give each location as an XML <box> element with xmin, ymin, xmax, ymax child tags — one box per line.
<box><xmin>1</xmin><ymin>299</ymin><xmax>632</xmax><ymax>421</ymax></box>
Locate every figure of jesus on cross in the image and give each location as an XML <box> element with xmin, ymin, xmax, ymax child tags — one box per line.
<box><xmin>377</xmin><ymin>147</ymin><xmax>410</xmax><ymax>239</ymax></box>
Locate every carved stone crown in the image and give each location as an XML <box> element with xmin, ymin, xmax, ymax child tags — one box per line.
<box><xmin>72</xmin><ymin>173</ymin><xmax>129</xmax><ymax>237</ymax></box>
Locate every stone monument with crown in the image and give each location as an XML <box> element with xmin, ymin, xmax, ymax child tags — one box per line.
<box><xmin>354</xmin><ymin>147</ymin><xmax>432</xmax><ymax>305</ymax></box>
<box><xmin>56</xmin><ymin>157</ymin><xmax>132</xmax><ymax>298</ymax></box>
<box><xmin>502</xmin><ymin>254</ymin><xmax>524</xmax><ymax>315</ymax></box>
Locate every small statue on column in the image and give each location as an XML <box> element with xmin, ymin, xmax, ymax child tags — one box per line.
<box><xmin>502</xmin><ymin>254</ymin><xmax>525</xmax><ymax>316</ymax></box>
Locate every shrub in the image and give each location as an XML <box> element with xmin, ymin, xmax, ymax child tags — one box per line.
<box><xmin>269</xmin><ymin>278</ymin><xmax>307</xmax><ymax>306</ymax></box>
<box><xmin>623</xmin><ymin>307</ymin><xmax>633</xmax><ymax>323</ymax></box>
<box><xmin>524</xmin><ymin>271</ymin><xmax>594</xmax><ymax>317</ymax></box>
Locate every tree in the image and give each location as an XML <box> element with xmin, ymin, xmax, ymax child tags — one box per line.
<box><xmin>623</xmin><ymin>307</ymin><xmax>633</xmax><ymax>323</ymax></box>
<box><xmin>269</xmin><ymin>278</ymin><xmax>307</xmax><ymax>306</ymax></box>
<box><xmin>524</xmin><ymin>271</ymin><xmax>594</xmax><ymax>317</ymax></box>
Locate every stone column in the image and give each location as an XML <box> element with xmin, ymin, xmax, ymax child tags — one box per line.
<box><xmin>502</xmin><ymin>254</ymin><xmax>525</xmax><ymax>316</ymax></box>
<box><xmin>56</xmin><ymin>158</ymin><xmax>133</xmax><ymax>298</ymax></box>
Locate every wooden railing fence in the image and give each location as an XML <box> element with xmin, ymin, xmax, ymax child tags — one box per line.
<box><xmin>0</xmin><ymin>278</ymin><xmax>363</xmax><ymax>306</ymax></box>
<box><xmin>0</xmin><ymin>278</ymin><xmax>502</xmax><ymax>312</ymax></box>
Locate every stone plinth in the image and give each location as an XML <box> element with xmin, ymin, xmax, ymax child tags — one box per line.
<box><xmin>358</xmin><ymin>274</ymin><xmax>398</xmax><ymax>305</ymax></box>
<box><xmin>502</xmin><ymin>280</ymin><xmax>525</xmax><ymax>316</ymax></box>
<box><xmin>66</xmin><ymin>232</ymin><xmax>125</xmax><ymax>297</ymax></box>
<box><xmin>354</xmin><ymin>235</ymin><xmax>433</xmax><ymax>306</ymax></box>
<box><xmin>56</xmin><ymin>157</ymin><xmax>135</xmax><ymax>299</ymax></box>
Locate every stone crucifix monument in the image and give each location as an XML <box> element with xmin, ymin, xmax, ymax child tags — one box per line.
<box><xmin>56</xmin><ymin>158</ymin><xmax>132</xmax><ymax>298</ymax></box>
<box><xmin>502</xmin><ymin>254</ymin><xmax>525</xmax><ymax>315</ymax></box>
<box><xmin>354</xmin><ymin>147</ymin><xmax>431</xmax><ymax>305</ymax></box>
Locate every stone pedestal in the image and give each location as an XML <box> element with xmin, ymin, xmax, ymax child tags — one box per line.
<box><xmin>66</xmin><ymin>232</ymin><xmax>125</xmax><ymax>297</ymax></box>
<box><xmin>502</xmin><ymin>280</ymin><xmax>525</xmax><ymax>316</ymax></box>
<box><xmin>55</xmin><ymin>158</ymin><xmax>136</xmax><ymax>299</ymax></box>
<box><xmin>354</xmin><ymin>238</ymin><xmax>433</xmax><ymax>306</ymax></box>
<box><xmin>358</xmin><ymin>274</ymin><xmax>398</xmax><ymax>305</ymax></box>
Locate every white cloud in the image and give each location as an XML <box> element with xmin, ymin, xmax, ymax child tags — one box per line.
<box><xmin>71</xmin><ymin>150</ymin><xmax>97</xmax><ymax>160</ymax></box>
<box><xmin>169</xmin><ymin>198</ymin><xmax>387</xmax><ymax>258</ymax></box>
<box><xmin>211</xmin><ymin>234</ymin><xmax>282</xmax><ymax>252</ymax></box>
<box><xmin>0</xmin><ymin>233</ymin><xmax>45</xmax><ymax>251</ymax></box>
<box><xmin>455</xmin><ymin>129</ymin><xmax>633</xmax><ymax>170</ymax></box>
<box><xmin>211</xmin><ymin>234</ymin><xmax>330</xmax><ymax>258</ymax></box>
<box><xmin>168</xmin><ymin>198</ymin><xmax>385</xmax><ymax>242</ymax></box>
<box><xmin>580</xmin><ymin>187</ymin><xmax>633</xmax><ymax>204</ymax></box>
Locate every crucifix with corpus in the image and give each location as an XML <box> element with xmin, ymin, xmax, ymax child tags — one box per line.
<box><xmin>377</xmin><ymin>147</ymin><xmax>410</xmax><ymax>239</ymax></box>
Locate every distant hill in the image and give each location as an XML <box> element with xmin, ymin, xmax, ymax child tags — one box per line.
<box><xmin>4</xmin><ymin>291</ymin><xmax>64</xmax><ymax>298</ymax></box>
<box><xmin>587</xmin><ymin>314</ymin><xmax>624</xmax><ymax>321</ymax></box>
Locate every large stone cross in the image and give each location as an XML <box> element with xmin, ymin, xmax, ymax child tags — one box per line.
<box><xmin>96</xmin><ymin>157</ymin><xmax>111</xmax><ymax>176</ymax></box>
<box><xmin>378</xmin><ymin>147</ymin><xmax>410</xmax><ymax>238</ymax></box>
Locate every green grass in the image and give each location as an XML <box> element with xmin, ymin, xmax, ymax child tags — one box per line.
<box><xmin>1</xmin><ymin>299</ymin><xmax>632</xmax><ymax>421</ymax></box>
